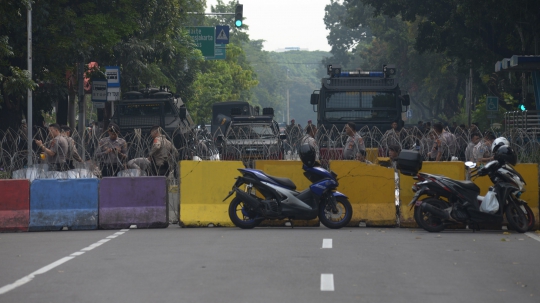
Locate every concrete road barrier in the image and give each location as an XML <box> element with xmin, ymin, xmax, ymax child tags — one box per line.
<box><xmin>99</xmin><ymin>177</ymin><xmax>168</xmax><ymax>229</ymax></box>
<box><xmin>0</xmin><ymin>179</ymin><xmax>30</xmax><ymax>232</ymax></box>
<box><xmin>331</xmin><ymin>161</ymin><xmax>396</xmax><ymax>227</ymax></box>
<box><xmin>29</xmin><ymin>179</ymin><xmax>99</xmax><ymax>231</ymax></box>
<box><xmin>179</xmin><ymin>161</ymin><xmax>244</xmax><ymax>227</ymax></box>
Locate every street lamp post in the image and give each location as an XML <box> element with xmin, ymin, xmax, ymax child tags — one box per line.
<box><xmin>27</xmin><ymin>4</ymin><xmax>33</xmax><ymax>166</ymax></box>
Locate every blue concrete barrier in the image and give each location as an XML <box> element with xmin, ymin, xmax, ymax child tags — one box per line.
<box><xmin>29</xmin><ymin>179</ymin><xmax>99</xmax><ymax>231</ymax></box>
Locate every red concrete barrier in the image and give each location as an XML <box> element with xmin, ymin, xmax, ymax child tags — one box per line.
<box><xmin>0</xmin><ymin>179</ymin><xmax>30</xmax><ymax>232</ymax></box>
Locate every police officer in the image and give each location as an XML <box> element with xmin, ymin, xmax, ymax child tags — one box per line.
<box><xmin>34</xmin><ymin>123</ymin><xmax>69</xmax><ymax>171</ymax></box>
<box><xmin>343</xmin><ymin>122</ymin><xmax>365</xmax><ymax>160</ymax></box>
<box><xmin>61</xmin><ymin>125</ymin><xmax>83</xmax><ymax>169</ymax></box>
<box><xmin>128</xmin><ymin>126</ymin><xmax>175</xmax><ymax>176</ymax></box>
<box><xmin>96</xmin><ymin>124</ymin><xmax>127</xmax><ymax>177</ymax></box>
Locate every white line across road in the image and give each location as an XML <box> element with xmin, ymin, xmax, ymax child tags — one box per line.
<box><xmin>0</xmin><ymin>229</ymin><xmax>130</xmax><ymax>296</ymax></box>
<box><xmin>322</xmin><ymin>238</ymin><xmax>333</xmax><ymax>249</ymax></box>
<box><xmin>321</xmin><ymin>274</ymin><xmax>335</xmax><ymax>291</ymax></box>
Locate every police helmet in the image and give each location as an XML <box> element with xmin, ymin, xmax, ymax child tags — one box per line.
<box><xmin>299</xmin><ymin>143</ymin><xmax>316</xmax><ymax>168</ymax></box>
<box><xmin>494</xmin><ymin>145</ymin><xmax>517</xmax><ymax>166</ymax></box>
<box><xmin>492</xmin><ymin>137</ymin><xmax>510</xmax><ymax>153</ymax></box>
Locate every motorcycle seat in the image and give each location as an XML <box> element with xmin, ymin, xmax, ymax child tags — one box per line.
<box><xmin>450</xmin><ymin>180</ymin><xmax>480</xmax><ymax>192</ymax></box>
<box><xmin>268</xmin><ymin>176</ymin><xmax>296</xmax><ymax>190</ymax></box>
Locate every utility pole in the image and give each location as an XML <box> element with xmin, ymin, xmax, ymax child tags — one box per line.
<box><xmin>286</xmin><ymin>69</ymin><xmax>290</xmax><ymax>123</ymax></box>
<box><xmin>27</xmin><ymin>4</ymin><xmax>33</xmax><ymax>166</ymax></box>
<box><xmin>467</xmin><ymin>60</ymin><xmax>473</xmax><ymax>127</ymax></box>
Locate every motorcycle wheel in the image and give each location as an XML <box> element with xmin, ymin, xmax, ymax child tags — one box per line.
<box><xmin>507</xmin><ymin>204</ymin><xmax>536</xmax><ymax>231</ymax></box>
<box><xmin>414</xmin><ymin>198</ymin><xmax>447</xmax><ymax>233</ymax></box>
<box><xmin>228</xmin><ymin>197</ymin><xmax>261</xmax><ymax>229</ymax></box>
<box><xmin>319</xmin><ymin>196</ymin><xmax>352</xmax><ymax>229</ymax></box>
<box><xmin>505</xmin><ymin>203</ymin><xmax>529</xmax><ymax>233</ymax></box>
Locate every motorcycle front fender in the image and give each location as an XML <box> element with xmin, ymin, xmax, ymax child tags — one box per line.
<box><xmin>332</xmin><ymin>191</ymin><xmax>347</xmax><ymax>199</ymax></box>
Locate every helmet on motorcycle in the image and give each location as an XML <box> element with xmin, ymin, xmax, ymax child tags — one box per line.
<box><xmin>494</xmin><ymin>145</ymin><xmax>517</xmax><ymax>166</ymax></box>
<box><xmin>492</xmin><ymin>137</ymin><xmax>510</xmax><ymax>153</ymax></box>
<box><xmin>299</xmin><ymin>143</ymin><xmax>316</xmax><ymax>167</ymax></box>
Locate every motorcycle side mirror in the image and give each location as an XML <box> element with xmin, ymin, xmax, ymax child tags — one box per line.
<box><xmin>464</xmin><ymin>161</ymin><xmax>476</xmax><ymax>168</ymax></box>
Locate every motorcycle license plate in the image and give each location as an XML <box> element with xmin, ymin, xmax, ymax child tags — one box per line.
<box><xmin>408</xmin><ymin>189</ymin><xmax>424</xmax><ymax>207</ymax></box>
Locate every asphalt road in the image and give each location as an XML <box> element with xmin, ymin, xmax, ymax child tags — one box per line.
<box><xmin>1</xmin><ymin>226</ymin><xmax>540</xmax><ymax>303</ymax></box>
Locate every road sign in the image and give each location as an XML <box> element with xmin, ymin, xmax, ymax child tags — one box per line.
<box><xmin>206</xmin><ymin>44</ymin><xmax>226</xmax><ymax>60</ymax></box>
<box><xmin>187</xmin><ymin>27</ymin><xmax>215</xmax><ymax>57</ymax></box>
<box><xmin>91</xmin><ymin>80</ymin><xmax>108</xmax><ymax>102</ymax></box>
<box><xmin>107</xmin><ymin>86</ymin><xmax>120</xmax><ymax>101</ymax></box>
<box><xmin>215</xmin><ymin>26</ymin><xmax>230</xmax><ymax>44</ymax></box>
<box><xmin>105</xmin><ymin>66</ymin><xmax>120</xmax><ymax>87</ymax></box>
<box><xmin>486</xmin><ymin>96</ymin><xmax>498</xmax><ymax>111</ymax></box>
<box><xmin>407</xmin><ymin>109</ymin><xmax>412</xmax><ymax>118</ymax></box>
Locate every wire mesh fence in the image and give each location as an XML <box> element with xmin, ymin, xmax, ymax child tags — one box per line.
<box><xmin>1</xmin><ymin>124</ymin><xmax>539</xmax><ymax>183</ymax></box>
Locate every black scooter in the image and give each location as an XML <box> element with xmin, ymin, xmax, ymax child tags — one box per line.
<box><xmin>399</xmin><ymin>151</ymin><xmax>532</xmax><ymax>233</ymax></box>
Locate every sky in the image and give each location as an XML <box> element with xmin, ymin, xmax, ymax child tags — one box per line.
<box><xmin>205</xmin><ymin>0</ymin><xmax>332</xmax><ymax>52</ymax></box>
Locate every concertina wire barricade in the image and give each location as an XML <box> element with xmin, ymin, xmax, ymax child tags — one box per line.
<box><xmin>1</xmin><ymin>125</ymin><xmax>540</xmax><ymax>184</ymax></box>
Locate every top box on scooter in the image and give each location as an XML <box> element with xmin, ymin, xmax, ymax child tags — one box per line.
<box><xmin>397</xmin><ymin>150</ymin><xmax>422</xmax><ymax>176</ymax></box>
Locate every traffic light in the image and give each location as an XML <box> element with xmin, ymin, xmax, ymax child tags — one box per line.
<box><xmin>234</xmin><ymin>4</ymin><xmax>243</xmax><ymax>28</ymax></box>
<box><xmin>518</xmin><ymin>103</ymin><xmax>526</xmax><ymax>111</ymax></box>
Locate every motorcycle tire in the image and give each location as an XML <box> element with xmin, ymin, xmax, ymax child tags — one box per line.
<box><xmin>505</xmin><ymin>203</ymin><xmax>528</xmax><ymax>233</ymax></box>
<box><xmin>319</xmin><ymin>196</ymin><xmax>352</xmax><ymax>229</ymax></box>
<box><xmin>414</xmin><ymin>198</ymin><xmax>447</xmax><ymax>233</ymax></box>
<box><xmin>507</xmin><ymin>204</ymin><xmax>536</xmax><ymax>231</ymax></box>
<box><xmin>228</xmin><ymin>197</ymin><xmax>261</xmax><ymax>229</ymax></box>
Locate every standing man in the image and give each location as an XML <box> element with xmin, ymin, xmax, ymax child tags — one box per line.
<box><xmin>343</xmin><ymin>122</ymin><xmax>365</xmax><ymax>160</ymax></box>
<box><xmin>429</xmin><ymin>122</ymin><xmax>457</xmax><ymax>161</ymax></box>
<box><xmin>96</xmin><ymin>124</ymin><xmax>127</xmax><ymax>177</ymax></box>
<box><xmin>465</xmin><ymin>132</ymin><xmax>481</xmax><ymax>162</ymax></box>
<box><xmin>474</xmin><ymin>132</ymin><xmax>495</xmax><ymax>164</ymax></box>
<box><xmin>34</xmin><ymin>123</ymin><xmax>69</xmax><ymax>171</ymax></box>
<box><xmin>300</xmin><ymin>124</ymin><xmax>319</xmax><ymax>162</ymax></box>
<box><xmin>61</xmin><ymin>126</ymin><xmax>83</xmax><ymax>169</ymax></box>
<box><xmin>286</xmin><ymin>119</ymin><xmax>301</xmax><ymax>154</ymax></box>
<box><xmin>128</xmin><ymin>126</ymin><xmax>175</xmax><ymax>176</ymax></box>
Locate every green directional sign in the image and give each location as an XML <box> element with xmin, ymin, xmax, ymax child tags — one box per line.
<box><xmin>206</xmin><ymin>44</ymin><xmax>226</xmax><ymax>60</ymax></box>
<box><xmin>486</xmin><ymin>96</ymin><xmax>498</xmax><ymax>111</ymax></box>
<box><xmin>187</xmin><ymin>27</ymin><xmax>215</xmax><ymax>57</ymax></box>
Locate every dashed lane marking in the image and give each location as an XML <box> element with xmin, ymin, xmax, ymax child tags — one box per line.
<box><xmin>321</xmin><ymin>274</ymin><xmax>335</xmax><ymax>291</ymax></box>
<box><xmin>0</xmin><ymin>229</ymin><xmax>130</xmax><ymax>295</ymax></box>
<box><xmin>322</xmin><ymin>239</ymin><xmax>333</xmax><ymax>249</ymax></box>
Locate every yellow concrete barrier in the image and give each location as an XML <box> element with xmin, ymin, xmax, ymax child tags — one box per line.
<box><xmin>331</xmin><ymin>161</ymin><xmax>396</xmax><ymax>226</ymax></box>
<box><xmin>399</xmin><ymin>162</ymin><xmax>466</xmax><ymax>228</ymax></box>
<box><xmin>254</xmin><ymin>160</ymin><xmax>319</xmax><ymax>227</ymax></box>
<box><xmin>179</xmin><ymin>161</ymin><xmax>244</xmax><ymax>227</ymax></box>
<box><xmin>365</xmin><ymin>148</ymin><xmax>379</xmax><ymax>164</ymax></box>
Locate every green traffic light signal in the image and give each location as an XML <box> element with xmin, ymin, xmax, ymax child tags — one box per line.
<box><xmin>235</xmin><ymin>4</ymin><xmax>243</xmax><ymax>28</ymax></box>
<box><xmin>519</xmin><ymin>104</ymin><xmax>526</xmax><ymax>111</ymax></box>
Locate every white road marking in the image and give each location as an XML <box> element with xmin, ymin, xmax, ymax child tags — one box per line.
<box><xmin>321</xmin><ymin>274</ymin><xmax>335</xmax><ymax>291</ymax></box>
<box><xmin>525</xmin><ymin>232</ymin><xmax>540</xmax><ymax>243</ymax></box>
<box><xmin>114</xmin><ymin>232</ymin><xmax>125</xmax><ymax>235</ymax></box>
<box><xmin>0</xmin><ymin>229</ymin><xmax>129</xmax><ymax>296</ymax></box>
<box><xmin>322</xmin><ymin>238</ymin><xmax>333</xmax><ymax>249</ymax></box>
<box><xmin>106</xmin><ymin>235</ymin><xmax>117</xmax><ymax>239</ymax></box>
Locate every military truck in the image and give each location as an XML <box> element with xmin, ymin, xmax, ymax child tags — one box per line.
<box><xmin>112</xmin><ymin>86</ymin><xmax>194</xmax><ymax>135</ymax></box>
<box><xmin>111</xmin><ymin>86</ymin><xmax>195</xmax><ymax>159</ymax></box>
<box><xmin>310</xmin><ymin>64</ymin><xmax>410</xmax><ymax>134</ymax></box>
<box><xmin>219</xmin><ymin>107</ymin><xmax>286</xmax><ymax>163</ymax></box>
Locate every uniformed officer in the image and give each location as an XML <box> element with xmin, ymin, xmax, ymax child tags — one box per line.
<box><xmin>128</xmin><ymin>125</ymin><xmax>176</xmax><ymax>176</ymax></box>
<box><xmin>61</xmin><ymin>125</ymin><xmax>83</xmax><ymax>169</ymax></box>
<box><xmin>34</xmin><ymin>123</ymin><xmax>69</xmax><ymax>171</ymax></box>
<box><xmin>96</xmin><ymin>124</ymin><xmax>127</xmax><ymax>177</ymax></box>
